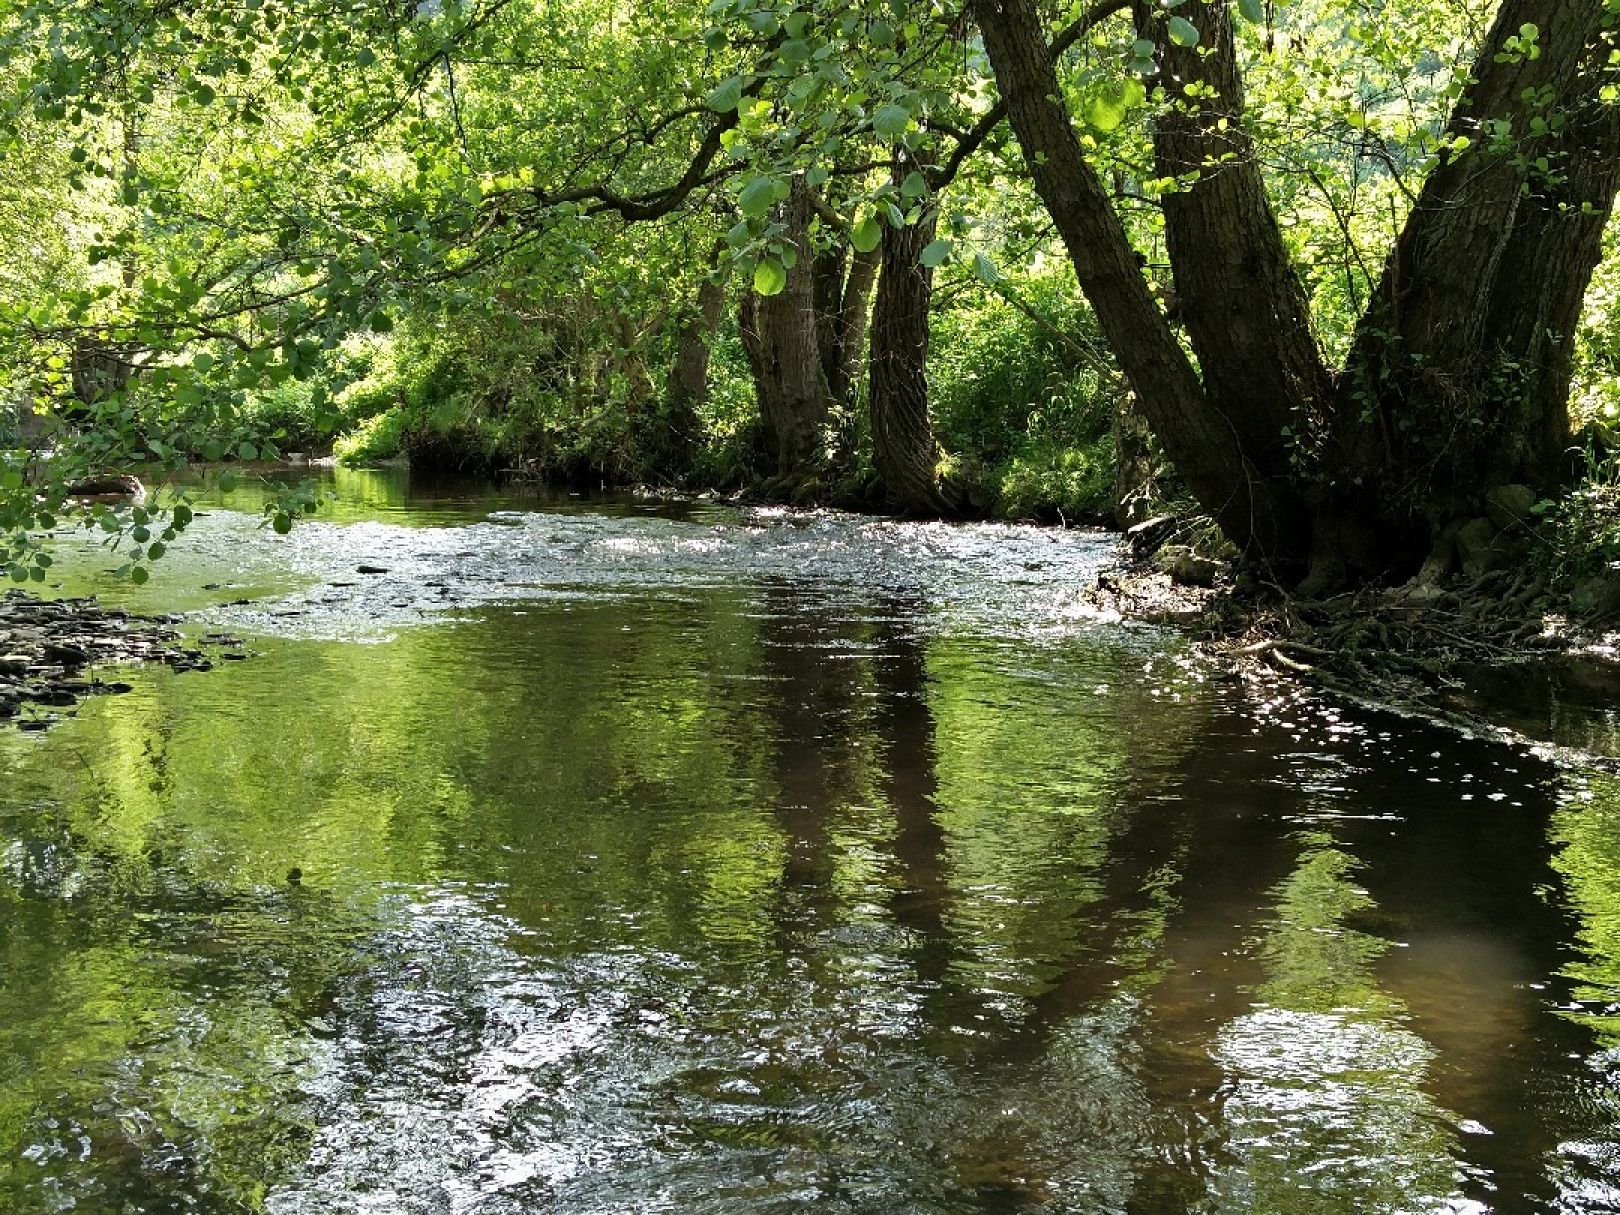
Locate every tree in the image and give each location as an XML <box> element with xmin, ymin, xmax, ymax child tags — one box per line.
<box><xmin>976</xmin><ymin>0</ymin><xmax>1620</xmax><ymax>586</ymax></box>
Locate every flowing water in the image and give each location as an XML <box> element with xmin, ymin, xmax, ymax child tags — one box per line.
<box><xmin>5</xmin><ymin>466</ymin><xmax>1620</xmax><ymax>1213</ymax></box>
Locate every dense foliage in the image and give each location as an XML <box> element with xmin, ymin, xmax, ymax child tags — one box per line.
<box><xmin>0</xmin><ymin>0</ymin><xmax>1616</xmax><ymax>589</ymax></box>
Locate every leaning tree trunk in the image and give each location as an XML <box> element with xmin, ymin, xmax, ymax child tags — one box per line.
<box><xmin>810</xmin><ymin>241</ymin><xmax>880</xmax><ymax>407</ymax></box>
<box><xmin>869</xmin><ymin>160</ymin><xmax>951</xmax><ymax>515</ymax></box>
<box><xmin>836</xmin><ymin>245</ymin><xmax>879</xmax><ymax>403</ymax></box>
<box><xmin>1132</xmin><ymin>0</ymin><xmax>1329</xmax><ymax>507</ymax></box>
<box><xmin>1480</xmin><ymin>22</ymin><xmax>1620</xmax><ymax>487</ymax></box>
<box><xmin>974</xmin><ymin>0</ymin><xmax>1299</xmax><ymax>558</ymax></box>
<box><xmin>738</xmin><ymin>183</ymin><xmax>835</xmax><ymax>480</ymax></box>
<box><xmin>1341</xmin><ymin>0</ymin><xmax>1613</xmax><ymax>502</ymax></box>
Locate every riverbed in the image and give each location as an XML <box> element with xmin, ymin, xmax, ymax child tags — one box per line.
<box><xmin>4</xmin><ymin>466</ymin><xmax>1620</xmax><ymax>1213</ymax></box>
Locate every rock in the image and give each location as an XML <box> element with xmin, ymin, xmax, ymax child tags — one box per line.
<box><xmin>1485</xmin><ymin>483</ymin><xmax>1540</xmax><ymax>530</ymax></box>
<box><xmin>64</xmin><ymin>474</ymin><xmax>145</xmax><ymax>500</ymax></box>
<box><xmin>0</xmin><ymin>654</ymin><xmax>29</xmax><ymax>676</ymax></box>
<box><xmin>1128</xmin><ymin>515</ymin><xmax>1178</xmax><ymax>557</ymax></box>
<box><xmin>1455</xmin><ymin>517</ymin><xmax>1503</xmax><ymax>580</ymax></box>
<box><xmin>1572</xmin><ymin>571</ymin><xmax>1620</xmax><ymax>620</ymax></box>
<box><xmin>1170</xmin><ymin>552</ymin><xmax>1223</xmax><ymax>588</ymax></box>
<box><xmin>356</xmin><ymin>565</ymin><xmax>389</xmax><ymax>575</ymax></box>
<box><xmin>41</xmin><ymin>642</ymin><xmax>88</xmax><ymax>667</ymax></box>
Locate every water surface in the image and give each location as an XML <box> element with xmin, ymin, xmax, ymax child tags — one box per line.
<box><xmin>5</xmin><ymin>467</ymin><xmax>1620</xmax><ymax>1213</ymax></box>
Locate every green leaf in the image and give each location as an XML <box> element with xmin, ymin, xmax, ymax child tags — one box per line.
<box><xmin>900</xmin><ymin>170</ymin><xmax>928</xmax><ymax>199</ymax></box>
<box><xmin>130</xmin><ymin>565</ymin><xmax>149</xmax><ymax>585</ymax></box>
<box><xmin>851</xmin><ymin>214</ymin><xmax>883</xmax><ymax>254</ymax></box>
<box><xmin>973</xmin><ymin>252</ymin><xmax>1001</xmax><ymax>284</ymax></box>
<box><xmin>738</xmin><ymin>175</ymin><xmax>779</xmax><ymax>219</ymax></box>
<box><xmin>1085</xmin><ymin>83</ymin><xmax>1129</xmax><ymax>132</ymax></box>
<box><xmin>919</xmin><ymin>239</ymin><xmax>953</xmax><ymax>268</ymax></box>
<box><xmin>238</xmin><ymin>441</ymin><xmax>258</xmax><ymax>461</ymax></box>
<box><xmin>753</xmin><ymin>258</ymin><xmax>787</xmax><ymax>296</ymax></box>
<box><xmin>1168</xmin><ymin>16</ymin><xmax>1200</xmax><ymax>45</ymax></box>
<box><xmin>706</xmin><ymin>76</ymin><xmax>743</xmax><ymax>112</ymax></box>
<box><xmin>272</xmin><ymin>513</ymin><xmax>292</xmax><ymax>535</ymax></box>
<box><xmin>1238</xmin><ymin>0</ymin><xmax>1264</xmax><ymax>22</ymax></box>
<box><xmin>872</xmin><ymin>103</ymin><xmax>911</xmax><ymax>141</ymax></box>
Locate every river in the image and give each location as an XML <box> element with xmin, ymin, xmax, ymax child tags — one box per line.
<box><xmin>4</xmin><ymin>466</ymin><xmax>1620</xmax><ymax>1213</ymax></box>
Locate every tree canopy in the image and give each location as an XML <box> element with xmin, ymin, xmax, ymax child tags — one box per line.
<box><xmin>1</xmin><ymin>0</ymin><xmax>1616</xmax><ymax>588</ymax></box>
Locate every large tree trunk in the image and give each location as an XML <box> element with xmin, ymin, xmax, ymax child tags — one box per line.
<box><xmin>869</xmin><ymin>159</ymin><xmax>951</xmax><ymax>515</ymax></box>
<box><xmin>1132</xmin><ymin>0</ymin><xmax>1330</xmax><ymax>487</ymax></box>
<box><xmin>981</xmin><ymin>0</ymin><xmax>1620</xmax><ymax>589</ymax></box>
<box><xmin>738</xmin><ymin>183</ymin><xmax>834</xmax><ymax>480</ymax></box>
<box><xmin>974</xmin><ymin>0</ymin><xmax>1303</xmax><ymax>561</ymax></box>
<box><xmin>1481</xmin><ymin>24</ymin><xmax>1620</xmax><ymax>487</ymax></box>
<box><xmin>1342</xmin><ymin>0</ymin><xmax>1613</xmax><ymax>499</ymax></box>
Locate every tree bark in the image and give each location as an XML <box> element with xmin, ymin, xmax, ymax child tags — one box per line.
<box><xmin>869</xmin><ymin>201</ymin><xmax>950</xmax><ymax>515</ymax></box>
<box><xmin>1481</xmin><ymin>23</ymin><xmax>1620</xmax><ymax>487</ymax></box>
<box><xmin>810</xmin><ymin>241</ymin><xmax>880</xmax><ymax>409</ymax></box>
<box><xmin>660</xmin><ymin>255</ymin><xmax>728</xmax><ymax>475</ymax></box>
<box><xmin>1342</xmin><ymin>0</ymin><xmax>1613</xmax><ymax>496</ymax></box>
<box><xmin>1132</xmin><ymin>0</ymin><xmax>1330</xmax><ymax>482</ymax></box>
<box><xmin>739</xmin><ymin>182</ymin><xmax>834</xmax><ymax>479</ymax></box>
<box><xmin>974</xmin><ymin>0</ymin><xmax>1304</xmax><ymax>561</ymax></box>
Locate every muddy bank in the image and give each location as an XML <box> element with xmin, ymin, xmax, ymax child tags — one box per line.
<box><xmin>0</xmin><ymin>591</ymin><xmax>237</xmax><ymax>730</ymax></box>
<box><xmin>1084</xmin><ymin>546</ymin><xmax>1620</xmax><ymax>765</ymax></box>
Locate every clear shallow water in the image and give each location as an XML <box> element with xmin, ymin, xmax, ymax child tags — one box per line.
<box><xmin>5</xmin><ymin>467</ymin><xmax>1620</xmax><ymax>1212</ymax></box>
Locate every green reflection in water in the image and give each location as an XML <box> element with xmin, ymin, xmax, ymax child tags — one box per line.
<box><xmin>1211</xmin><ymin>832</ymin><xmax>1473</xmax><ymax>1214</ymax></box>
<box><xmin>1552</xmin><ymin>774</ymin><xmax>1620</xmax><ymax>1038</ymax></box>
<box><xmin>4</xmin><ymin>492</ymin><xmax>1620</xmax><ymax>1212</ymax></box>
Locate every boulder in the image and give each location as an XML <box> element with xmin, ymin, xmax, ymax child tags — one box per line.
<box><xmin>64</xmin><ymin>474</ymin><xmax>144</xmax><ymax>500</ymax></box>
<box><xmin>1127</xmin><ymin>515</ymin><xmax>1178</xmax><ymax>557</ymax></box>
<box><xmin>1170</xmin><ymin>552</ymin><xmax>1223</xmax><ymax>588</ymax></box>
<box><xmin>1455</xmin><ymin>517</ymin><xmax>1503</xmax><ymax>580</ymax></box>
<box><xmin>1485</xmin><ymin>483</ymin><xmax>1539</xmax><ymax>530</ymax></box>
<box><xmin>1571</xmin><ymin>571</ymin><xmax>1620</xmax><ymax>620</ymax></box>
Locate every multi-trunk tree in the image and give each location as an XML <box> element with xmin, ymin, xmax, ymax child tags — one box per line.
<box><xmin>976</xmin><ymin>0</ymin><xmax>1620</xmax><ymax>585</ymax></box>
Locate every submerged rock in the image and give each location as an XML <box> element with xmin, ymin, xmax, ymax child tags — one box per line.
<box><xmin>0</xmin><ymin>590</ymin><xmax>232</xmax><ymax>732</ymax></box>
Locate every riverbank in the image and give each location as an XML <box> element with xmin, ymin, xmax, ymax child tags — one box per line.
<box><xmin>1086</xmin><ymin>543</ymin><xmax>1620</xmax><ymax>765</ymax></box>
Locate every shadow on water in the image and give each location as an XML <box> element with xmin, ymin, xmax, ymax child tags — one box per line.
<box><xmin>5</xmin><ymin>474</ymin><xmax>1620</xmax><ymax>1211</ymax></box>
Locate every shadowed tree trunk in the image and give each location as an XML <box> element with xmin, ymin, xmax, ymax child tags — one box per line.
<box><xmin>1130</xmin><ymin>0</ymin><xmax>1330</xmax><ymax>501</ymax></box>
<box><xmin>1480</xmin><ymin>26</ymin><xmax>1620</xmax><ymax>487</ymax></box>
<box><xmin>1335</xmin><ymin>0</ymin><xmax>1617</xmax><ymax>515</ymax></box>
<box><xmin>974</xmin><ymin>0</ymin><xmax>1299</xmax><ymax>561</ymax></box>
<box><xmin>869</xmin><ymin>156</ymin><xmax>951</xmax><ymax>515</ymax></box>
<box><xmin>738</xmin><ymin>182</ymin><xmax>836</xmax><ymax>480</ymax></box>
<box><xmin>659</xmin><ymin>249</ymin><xmax>729</xmax><ymax>477</ymax></box>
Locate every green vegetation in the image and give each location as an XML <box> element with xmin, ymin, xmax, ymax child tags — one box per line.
<box><xmin>0</xmin><ymin>0</ymin><xmax>1614</xmax><ymax>584</ymax></box>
